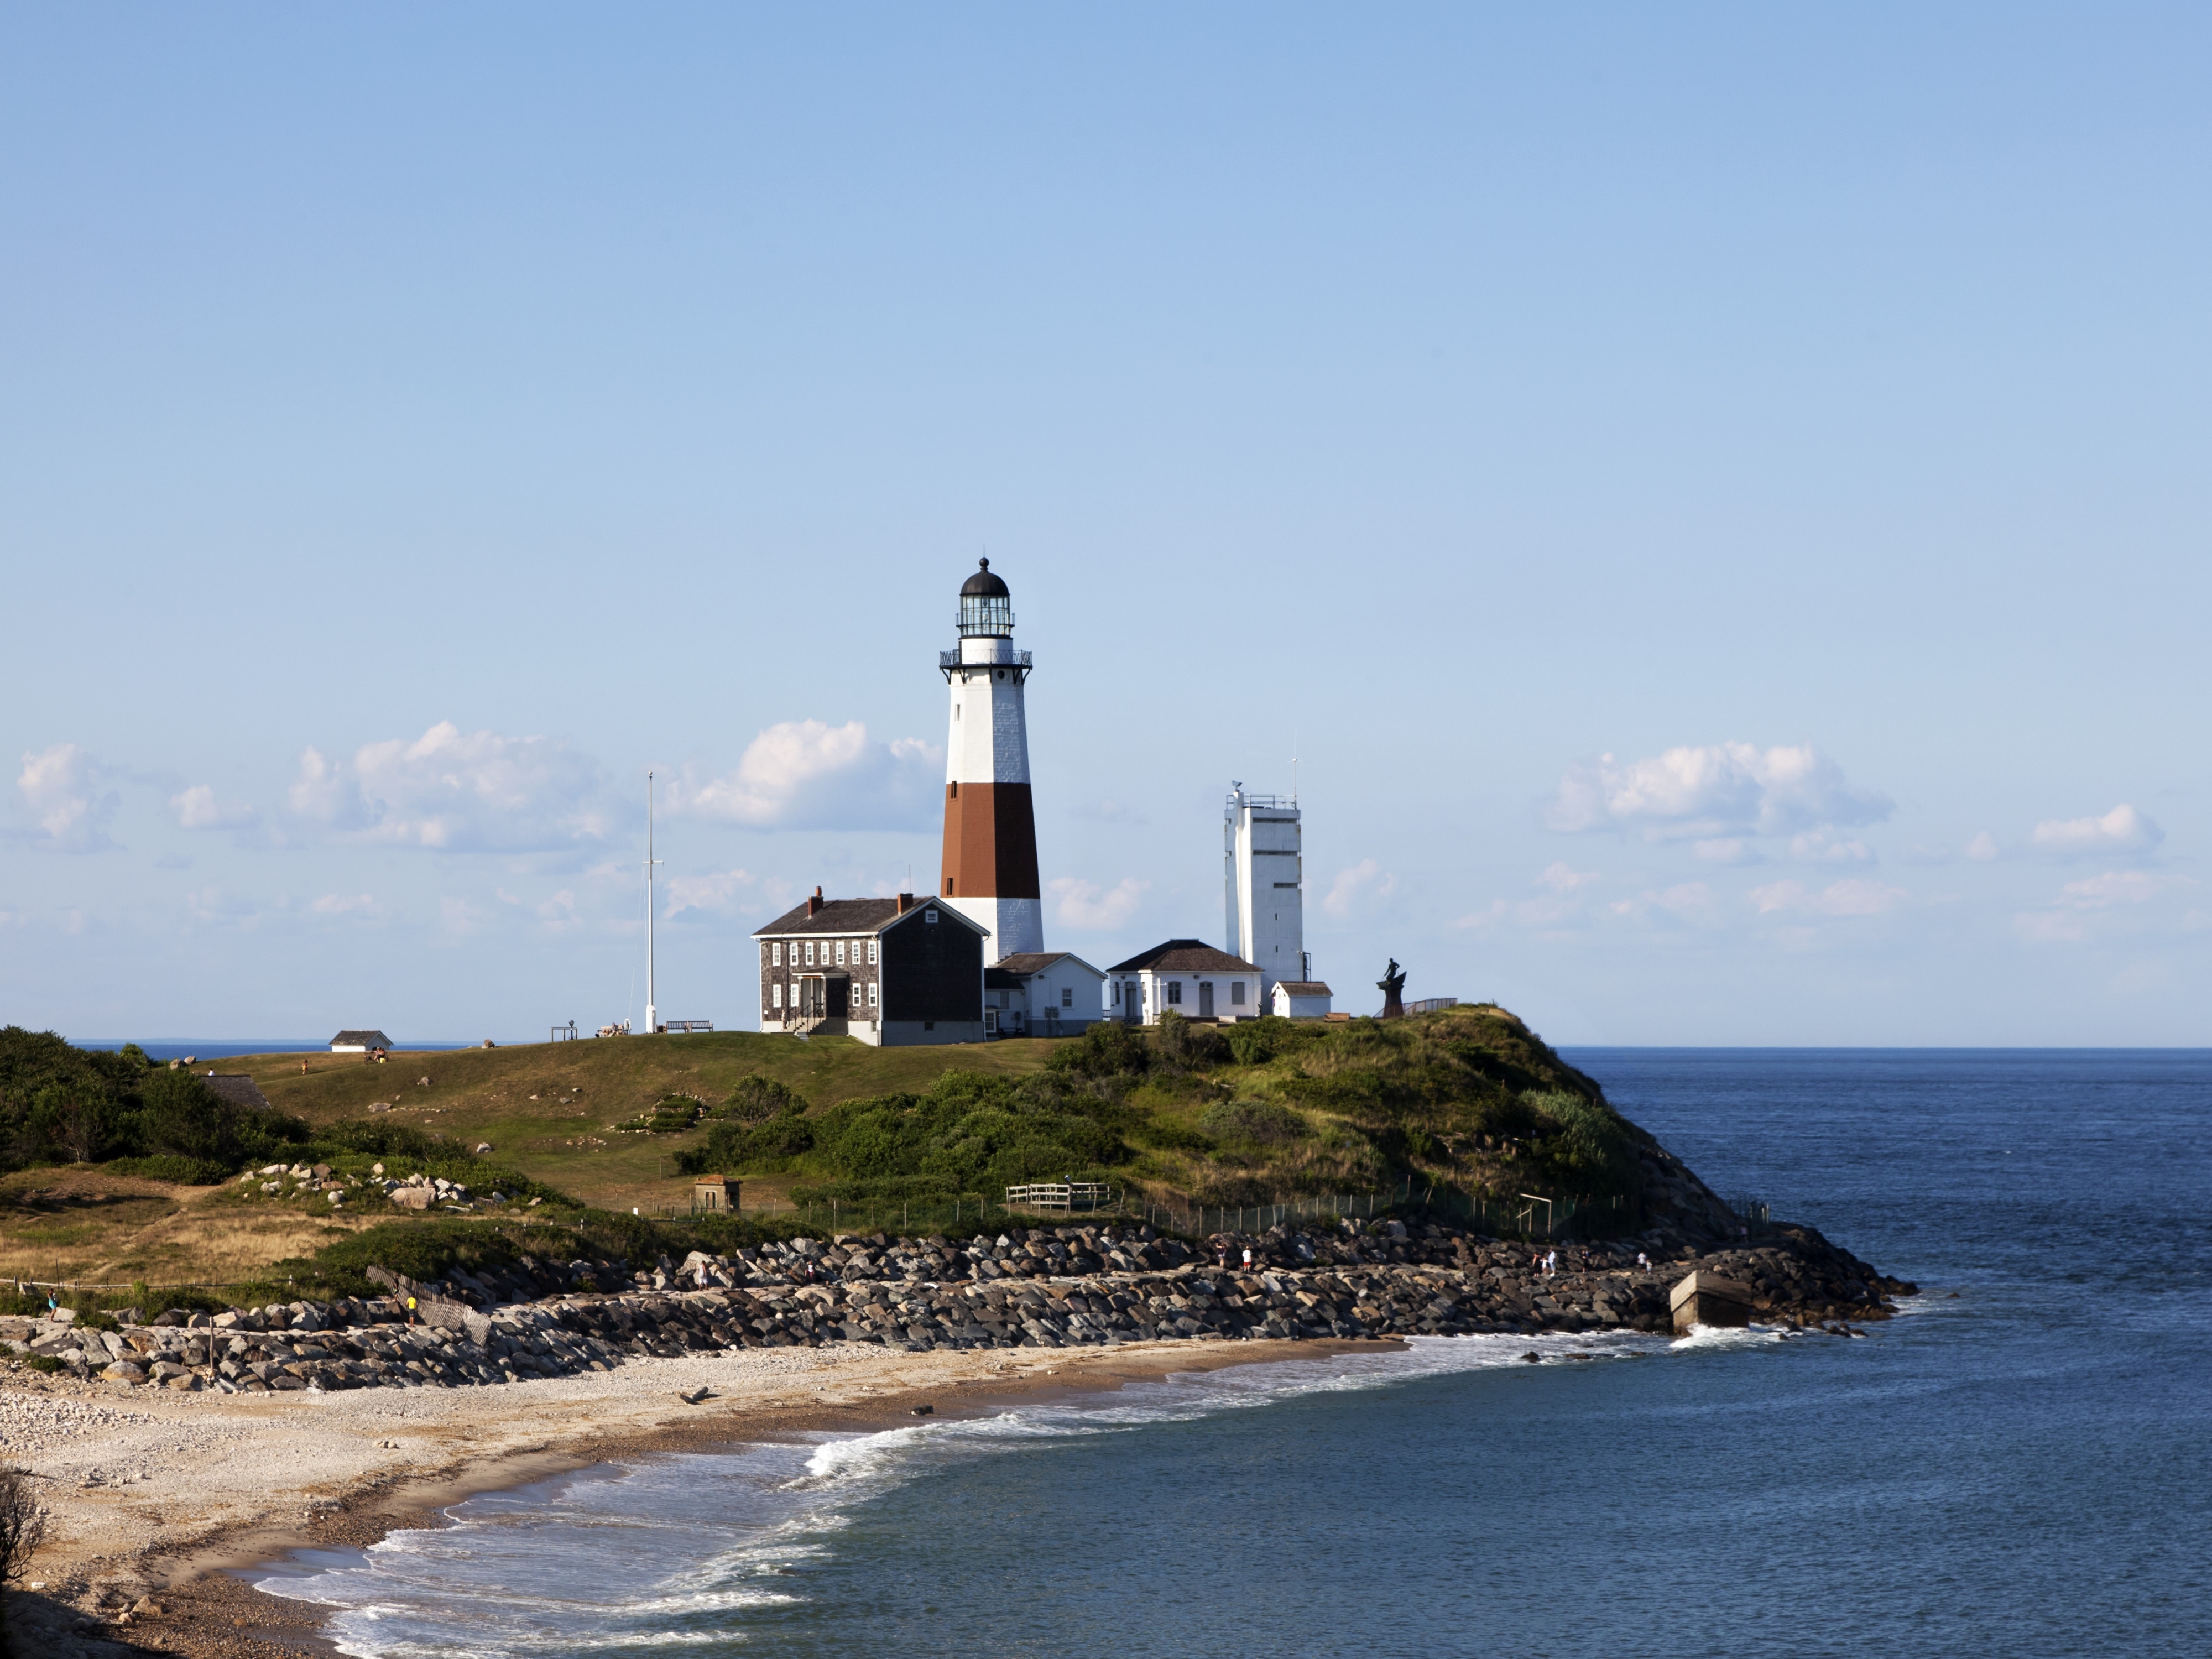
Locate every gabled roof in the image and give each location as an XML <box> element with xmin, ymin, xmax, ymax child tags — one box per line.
<box><xmin>984</xmin><ymin>966</ymin><xmax>1024</xmax><ymax>990</ymax></box>
<box><xmin>753</xmin><ymin>896</ymin><xmax>989</xmax><ymax>938</ymax></box>
<box><xmin>1274</xmin><ymin>981</ymin><xmax>1333</xmax><ymax>997</ymax></box>
<box><xmin>995</xmin><ymin>951</ymin><xmax>1105</xmax><ymax>979</ymax></box>
<box><xmin>204</xmin><ymin>1074</ymin><xmax>274</xmax><ymax>1112</ymax></box>
<box><xmin>1108</xmin><ymin>939</ymin><xmax>1260</xmax><ymax>974</ymax></box>
<box><xmin>331</xmin><ymin>1029</ymin><xmax>392</xmax><ymax>1047</ymax></box>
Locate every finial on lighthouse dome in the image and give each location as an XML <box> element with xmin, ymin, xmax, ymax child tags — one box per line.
<box><xmin>957</xmin><ymin>557</ymin><xmax>1015</xmax><ymax>637</ymax></box>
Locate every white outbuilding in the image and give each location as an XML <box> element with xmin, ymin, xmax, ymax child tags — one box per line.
<box><xmin>1107</xmin><ymin>940</ymin><xmax>1264</xmax><ymax>1025</ymax></box>
<box><xmin>986</xmin><ymin>952</ymin><xmax>1108</xmax><ymax>1037</ymax></box>
<box><xmin>1270</xmin><ymin>980</ymin><xmax>1334</xmax><ymax>1019</ymax></box>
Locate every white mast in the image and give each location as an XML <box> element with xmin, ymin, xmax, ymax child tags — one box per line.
<box><xmin>644</xmin><ymin>770</ymin><xmax>661</xmax><ymax>1035</ymax></box>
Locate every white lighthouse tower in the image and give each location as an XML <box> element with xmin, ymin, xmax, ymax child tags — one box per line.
<box><xmin>1226</xmin><ymin>782</ymin><xmax>1305</xmax><ymax>1002</ymax></box>
<box><xmin>939</xmin><ymin>559</ymin><xmax>1043</xmax><ymax>959</ymax></box>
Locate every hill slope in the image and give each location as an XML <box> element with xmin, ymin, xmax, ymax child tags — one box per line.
<box><xmin>0</xmin><ymin>1007</ymin><xmax>1745</xmax><ymax>1294</ymax></box>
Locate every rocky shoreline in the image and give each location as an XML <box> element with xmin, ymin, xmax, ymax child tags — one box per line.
<box><xmin>5</xmin><ymin>1217</ymin><xmax>1917</xmax><ymax>1396</ymax></box>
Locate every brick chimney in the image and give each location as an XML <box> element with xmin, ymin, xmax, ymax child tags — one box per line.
<box><xmin>895</xmin><ymin>892</ymin><xmax>913</xmax><ymax>915</ymax></box>
<box><xmin>807</xmin><ymin>886</ymin><xmax>823</xmax><ymax>917</ymax></box>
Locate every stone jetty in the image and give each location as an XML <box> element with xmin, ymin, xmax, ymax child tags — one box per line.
<box><xmin>0</xmin><ymin>1218</ymin><xmax>1916</xmax><ymax>1393</ymax></box>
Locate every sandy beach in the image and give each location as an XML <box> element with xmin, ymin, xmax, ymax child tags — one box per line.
<box><xmin>6</xmin><ymin>1334</ymin><xmax>1383</xmax><ymax>1657</ymax></box>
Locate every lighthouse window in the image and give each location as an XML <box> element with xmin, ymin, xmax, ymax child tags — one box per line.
<box><xmin>955</xmin><ymin>705</ymin><xmax>962</xmax><ymax>720</ymax></box>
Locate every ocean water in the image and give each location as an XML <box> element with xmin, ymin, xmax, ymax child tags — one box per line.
<box><xmin>71</xmin><ymin>1040</ymin><xmax>484</xmax><ymax>1061</ymax></box>
<box><xmin>255</xmin><ymin>1048</ymin><xmax>2212</xmax><ymax>1658</ymax></box>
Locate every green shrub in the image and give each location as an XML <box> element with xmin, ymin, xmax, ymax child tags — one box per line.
<box><xmin>721</xmin><ymin>1074</ymin><xmax>809</xmax><ymax>1123</ymax></box>
<box><xmin>102</xmin><ymin>1154</ymin><xmax>232</xmax><ymax>1185</ymax></box>
<box><xmin>1197</xmin><ymin>1100</ymin><xmax>1310</xmax><ymax>1144</ymax></box>
<box><xmin>1154</xmin><ymin>1011</ymin><xmax>1230</xmax><ymax>1071</ymax></box>
<box><xmin>1045</xmin><ymin>1021</ymin><xmax>1150</xmax><ymax>1081</ymax></box>
<box><xmin>1523</xmin><ymin>1089</ymin><xmax>1638</xmax><ymax>1195</ymax></box>
<box><xmin>1224</xmin><ymin>1016</ymin><xmax>1327</xmax><ymax>1066</ymax></box>
<box><xmin>681</xmin><ymin>1068</ymin><xmax>1129</xmax><ymax>1194</ymax></box>
<box><xmin>1130</xmin><ymin>1117</ymin><xmax>1216</xmax><ymax>1153</ymax></box>
<box><xmin>0</xmin><ymin>1026</ymin><xmax>314</xmax><ymax>1174</ymax></box>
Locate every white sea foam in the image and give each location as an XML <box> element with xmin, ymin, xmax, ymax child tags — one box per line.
<box><xmin>264</xmin><ymin>1331</ymin><xmax>1797</xmax><ymax>1656</ymax></box>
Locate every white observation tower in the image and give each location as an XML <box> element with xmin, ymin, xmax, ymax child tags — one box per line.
<box><xmin>939</xmin><ymin>559</ymin><xmax>1042</xmax><ymax>960</ymax></box>
<box><xmin>1226</xmin><ymin>781</ymin><xmax>1304</xmax><ymax>1003</ymax></box>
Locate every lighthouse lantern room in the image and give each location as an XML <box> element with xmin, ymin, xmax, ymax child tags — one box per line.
<box><xmin>939</xmin><ymin>559</ymin><xmax>1044</xmax><ymax>960</ymax></box>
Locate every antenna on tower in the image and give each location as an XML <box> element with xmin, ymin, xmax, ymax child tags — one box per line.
<box><xmin>644</xmin><ymin>771</ymin><xmax>662</xmax><ymax>1036</ymax></box>
<box><xmin>1292</xmin><ymin>735</ymin><xmax>1300</xmax><ymax>806</ymax></box>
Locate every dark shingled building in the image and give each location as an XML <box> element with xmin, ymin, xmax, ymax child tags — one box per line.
<box><xmin>755</xmin><ymin>888</ymin><xmax>988</xmax><ymax>1046</ymax></box>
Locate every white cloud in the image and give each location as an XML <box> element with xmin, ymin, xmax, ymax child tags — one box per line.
<box><xmin>2056</xmin><ymin>870</ymin><xmax>2193</xmax><ymax>909</ymax></box>
<box><xmin>14</xmin><ymin>743</ymin><xmax>121</xmax><ymax>851</ymax></box>
<box><xmin>1692</xmin><ymin>838</ymin><xmax>1759</xmax><ymax>865</ymax></box>
<box><xmin>1050</xmin><ymin>875</ymin><xmax>1149</xmax><ymax>930</ymax></box>
<box><xmin>1966</xmin><ymin>831</ymin><xmax>1999</xmax><ymax>862</ymax></box>
<box><xmin>1608</xmin><ymin>882</ymin><xmax>1716</xmax><ymax>921</ymax></box>
<box><xmin>311</xmin><ymin>893</ymin><xmax>380</xmax><ymax>917</ymax></box>
<box><xmin>1535</xmin><ymin>862</ymin><xmax>1600</xmax><ymax>892</ymax></box>
<box><xmin>186</xmin><ymin>886</ymin><xmax>262</xmax><ymax>925</ymax></box>
<box><xmin>1751</xmin><ymin>878</ymin><xmax>1907</xmax><ymax>917</ymax></box>
<box><xmin>439</xmin><ymin>895</ymin><xmax>491</xmax><ymax>935</ymax></box>
<box><xmin>671</xmin><ymin>721</ymin><xmax>941</xmax><ymax>831</ymax></box>
<box><xmin>171</xmin><ymin>784</ymin><xmax>258</xmax><ymax>831</ymax></box>
<box><xmin>1323</xmin><ymin>859</ymin><xmax>1397</xmax><ymax>919</ymax></box>
<box><xmin>1789</xmin><ymin>831</ymin><xmax>1873</xmax><ymax>863</ymax></box>
<box><xmin>1548</xmin><ymin>742</ymin><xmax>1891</xmax><ymax>842</ymax></box>
<box><xmin>665</xmin><ymin>869</ymin><xmax>761</xmax><ymax>920</ymax></box>
<box><xmin>2014</xmin><ymin>868</ymin><xmax>2198</xmax><ymax>945</ymax></box>
<box><xmin>2030</xmin><ymin>804</ymin><xmax>2163</xmax><ymax>858</ymax></box>
<box><xmin>289</xmin><ymin>722</ymin><xmax>618</xmax><ymax>852</ymax></box>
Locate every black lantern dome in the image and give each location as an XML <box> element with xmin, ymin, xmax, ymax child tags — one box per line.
<box><xmin>957</xmin><ymin>558</ymin><xmax>1015</xmax><ymax>637</ymax></box>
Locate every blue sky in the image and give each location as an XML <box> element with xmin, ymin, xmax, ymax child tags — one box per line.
<box><xmin>3</xmin><ymin>6</ymin><xmax>2205</xmax><ymax>1045</ymax></box>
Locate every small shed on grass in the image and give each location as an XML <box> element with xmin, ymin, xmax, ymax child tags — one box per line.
<box><xmin>203</xmin><ymin>1074</ymin><xmax>274</xmax><ymax>1112</ymax></box>
<box><xmin>330</xmin><ymin>1029</ymin><xmax>393</xmax><ymax>1053</ymax></box>
<box><xmin>692</xmin><ymin>1175</ymin><xmax>739</xmax><ymax>1215</ymax></box>
<box><xmin>1270</xmin><ymin>980</ymin><xmax>1334</xmax><ymax>1019</ymax></box>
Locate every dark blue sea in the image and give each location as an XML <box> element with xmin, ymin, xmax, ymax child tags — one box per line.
<box><xmin>255</xmin><ymin>1048</ymin><xmax>2212</xmax><ymax>1657</ymax></box>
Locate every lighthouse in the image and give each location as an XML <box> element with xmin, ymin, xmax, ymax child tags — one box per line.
<box><xmin>938</xmin><ymin>559</ymin><xmax>1043</xmax><ymax>959</ymax></box>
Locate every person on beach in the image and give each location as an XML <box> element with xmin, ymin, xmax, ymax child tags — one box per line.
<box><xmin>1637</xmin><ymin>1251</ymin><xmax>1651</xmax><ymax>1271</ymax></box>
<box><xmin>1241</xmin><ymin>1245</ymin><xmax>1254</xmax><ymax>1272</ymax></box>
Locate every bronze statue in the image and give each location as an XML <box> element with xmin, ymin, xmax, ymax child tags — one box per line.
<box><xmin>1377</xmin><ymin>958</ymin><xmax>1406</xmax><ymax>1019</ymax></box>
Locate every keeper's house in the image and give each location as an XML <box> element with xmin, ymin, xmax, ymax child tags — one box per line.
<box><xmin>985</xmin><ymin>951</ymin><xmax>1108</xmax><ymax>1038</ymax></box>
<box><xmin>1107</xmin><ymin>940</ymin><xmax>1264</xmax><ymax>1026</ymax></box>
<box><xmin>755</xmin><ymin>889</ymin><xmax>988</xmax><ymax>1046</ymax></box>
